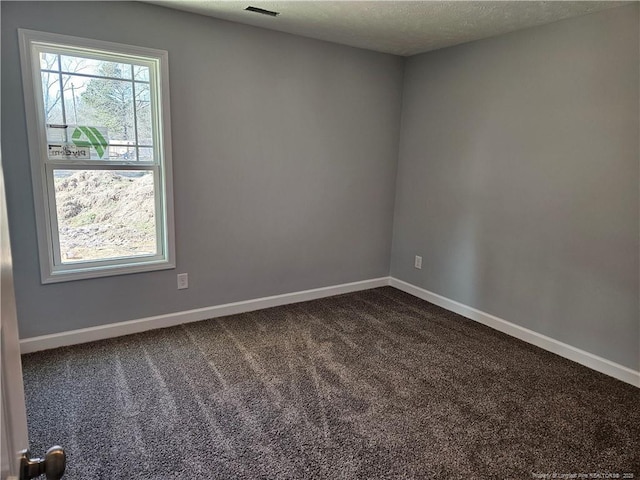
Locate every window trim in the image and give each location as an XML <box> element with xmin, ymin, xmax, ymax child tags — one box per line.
<box><xmin>18</xmin><ymin>29</ymin><xmax>176</xmax><ymax>283</ymax></box>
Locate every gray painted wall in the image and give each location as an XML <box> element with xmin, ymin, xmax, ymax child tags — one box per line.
<box><xmin>2</xmin><ymin>1</ymin><xmax>638</xmax><ymax>372</ymax></box>
<box><xmin>1</xmin><ymin>1</ymin><xmax>404</xmax><ymax>338</ymax></box>
<box><xmin>391</xmin><ymin>4</ymin><xmax>639</xmax><ymax>369</ymax></box>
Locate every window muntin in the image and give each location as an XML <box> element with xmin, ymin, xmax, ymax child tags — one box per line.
<box><xmin>19</xmin><ymin>30</ymin><xmax>175</xmax><ymax>282</ymax></box>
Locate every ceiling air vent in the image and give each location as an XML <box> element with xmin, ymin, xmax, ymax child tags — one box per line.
<box><xmin>245</xmin><ymin>6</ymin><xmax>280</xmax><ymax>17</ymax></box>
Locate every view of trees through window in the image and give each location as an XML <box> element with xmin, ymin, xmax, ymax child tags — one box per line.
<box><xmin>41</xmin><ymin>51</ymin><xmax>158</xmax><ymax>262</ymax></box>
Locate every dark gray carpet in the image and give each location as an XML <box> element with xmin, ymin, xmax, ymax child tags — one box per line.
<box><xmin>22</xmin><ymin>287</ymin><xmax>639</xmax><ymax>479</ymax></box>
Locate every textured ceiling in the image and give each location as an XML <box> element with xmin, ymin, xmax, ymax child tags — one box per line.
<box><xmin>145</xmin><ymin>1</ymin><xmax>629</xmax><ymax>56</ymax></box>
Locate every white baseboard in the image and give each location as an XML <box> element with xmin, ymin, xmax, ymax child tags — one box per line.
<box><xmin>19</xmin><ymin>277</ymin><xmax>390</xmax><ymax>354</ymax></box>
<box><xmin>21</xmin><ymin>275</ymin><xmax>639</xmax><ymax>388</ymax></box>
<box><xmin>389</xmin><ymin>277</ymin><xmax>639</xmax><ymax>388</ymax></box>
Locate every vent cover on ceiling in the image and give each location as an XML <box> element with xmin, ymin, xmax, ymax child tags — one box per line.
<box><xmin>245</xmin><ymin>6</ymin><xmax>280</xmax><ymax>17</ymax></box>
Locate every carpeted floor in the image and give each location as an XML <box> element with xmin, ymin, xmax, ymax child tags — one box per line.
<box><xmin>22</xmin><ymin>287</ymin><xmax>639</xmax><ymax>479</ymax></box>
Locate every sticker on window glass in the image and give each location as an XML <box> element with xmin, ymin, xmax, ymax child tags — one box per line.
<box><xmin>48</xmin><ymin>144</ymin><xmax>90</xmax><ymax>160</ymax></box>
<box><xmin>46</xmin><ymin>125</ymin><xmax>109</xmax><ymax>159</ymax></box>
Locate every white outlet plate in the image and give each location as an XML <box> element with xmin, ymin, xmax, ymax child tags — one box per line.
<box><xmin>414</xmin><ymin>256</ymin><xmax>422</xmax><ymax>269</ymax></box>
<box><xmin>177</xmin><ymin>273</ymin><xmax>189</xmax><ymax>289</ymax></box>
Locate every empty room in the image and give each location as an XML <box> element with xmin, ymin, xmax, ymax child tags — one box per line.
<box><xmin>1</xmin><ymin>1</ymin><xmax>638</xmax><ymax>479</ymax></box>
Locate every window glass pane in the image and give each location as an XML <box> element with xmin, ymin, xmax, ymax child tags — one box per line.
<box><xmin>108</xmin><ymin>145</ymin><xmax>137</xmax><ymax>161</ymax></box>
<box><xmin>41</xmin><ymin>72</ymin><xmax>64</xmax><ymax>125</ymax></box>
<box><xmin>67</xmin><ymin>74</ymin><xmax>136</xmax><ymax>144</ymax></box>
<box><xmin>59</xmin><ymin>55</ymin><xmax>132</xmax><ymax>79</ymax></box>
<box><xmin>40</xmin><ymin>52</ymin><xmax>59</xmax><ymax>71</ymax></box>
<box><xmin>61</xmin><ymin>75</ymin><xmax>86</xmax><ymax>127</ymax></box>
<box><xmin>54</xmin><ymin>169</ymin><xmax>157</xmax><ymax>263</ymax></box>
<box><xmin>135</xmin><ymin>83</ymin><xmax>153</xmax><ymax>146</ymax></box>
<box><xmin>138</xmin><ymin>147</ymin><xmax>154</xmax><ymax>162</ymax></box>
<box><xmin>133</xmin><ymin>65</ymin><xmax>150</xmax><ymax>82</ymax></box>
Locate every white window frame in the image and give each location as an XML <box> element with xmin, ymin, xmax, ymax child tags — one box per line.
<box><xmin>18</xmin><ymin>29</ymin><xmax>175</xmax><ymax>283</ymax></box>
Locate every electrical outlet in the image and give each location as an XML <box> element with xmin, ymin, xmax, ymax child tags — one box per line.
<box><xmin>414</xmin><ymin>255</ymin><xmax>422</xmax><ymax>269</ymax></box>
<box><xmin>177</xmin><ymin>273</ymin><xmax>189</xmax><ymax>289</ymax></box>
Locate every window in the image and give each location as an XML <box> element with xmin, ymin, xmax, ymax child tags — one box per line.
<box><xmin>19</xmin><ymin>30</ymin><xmax>175</xmax><ymax>283</ymax></box>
